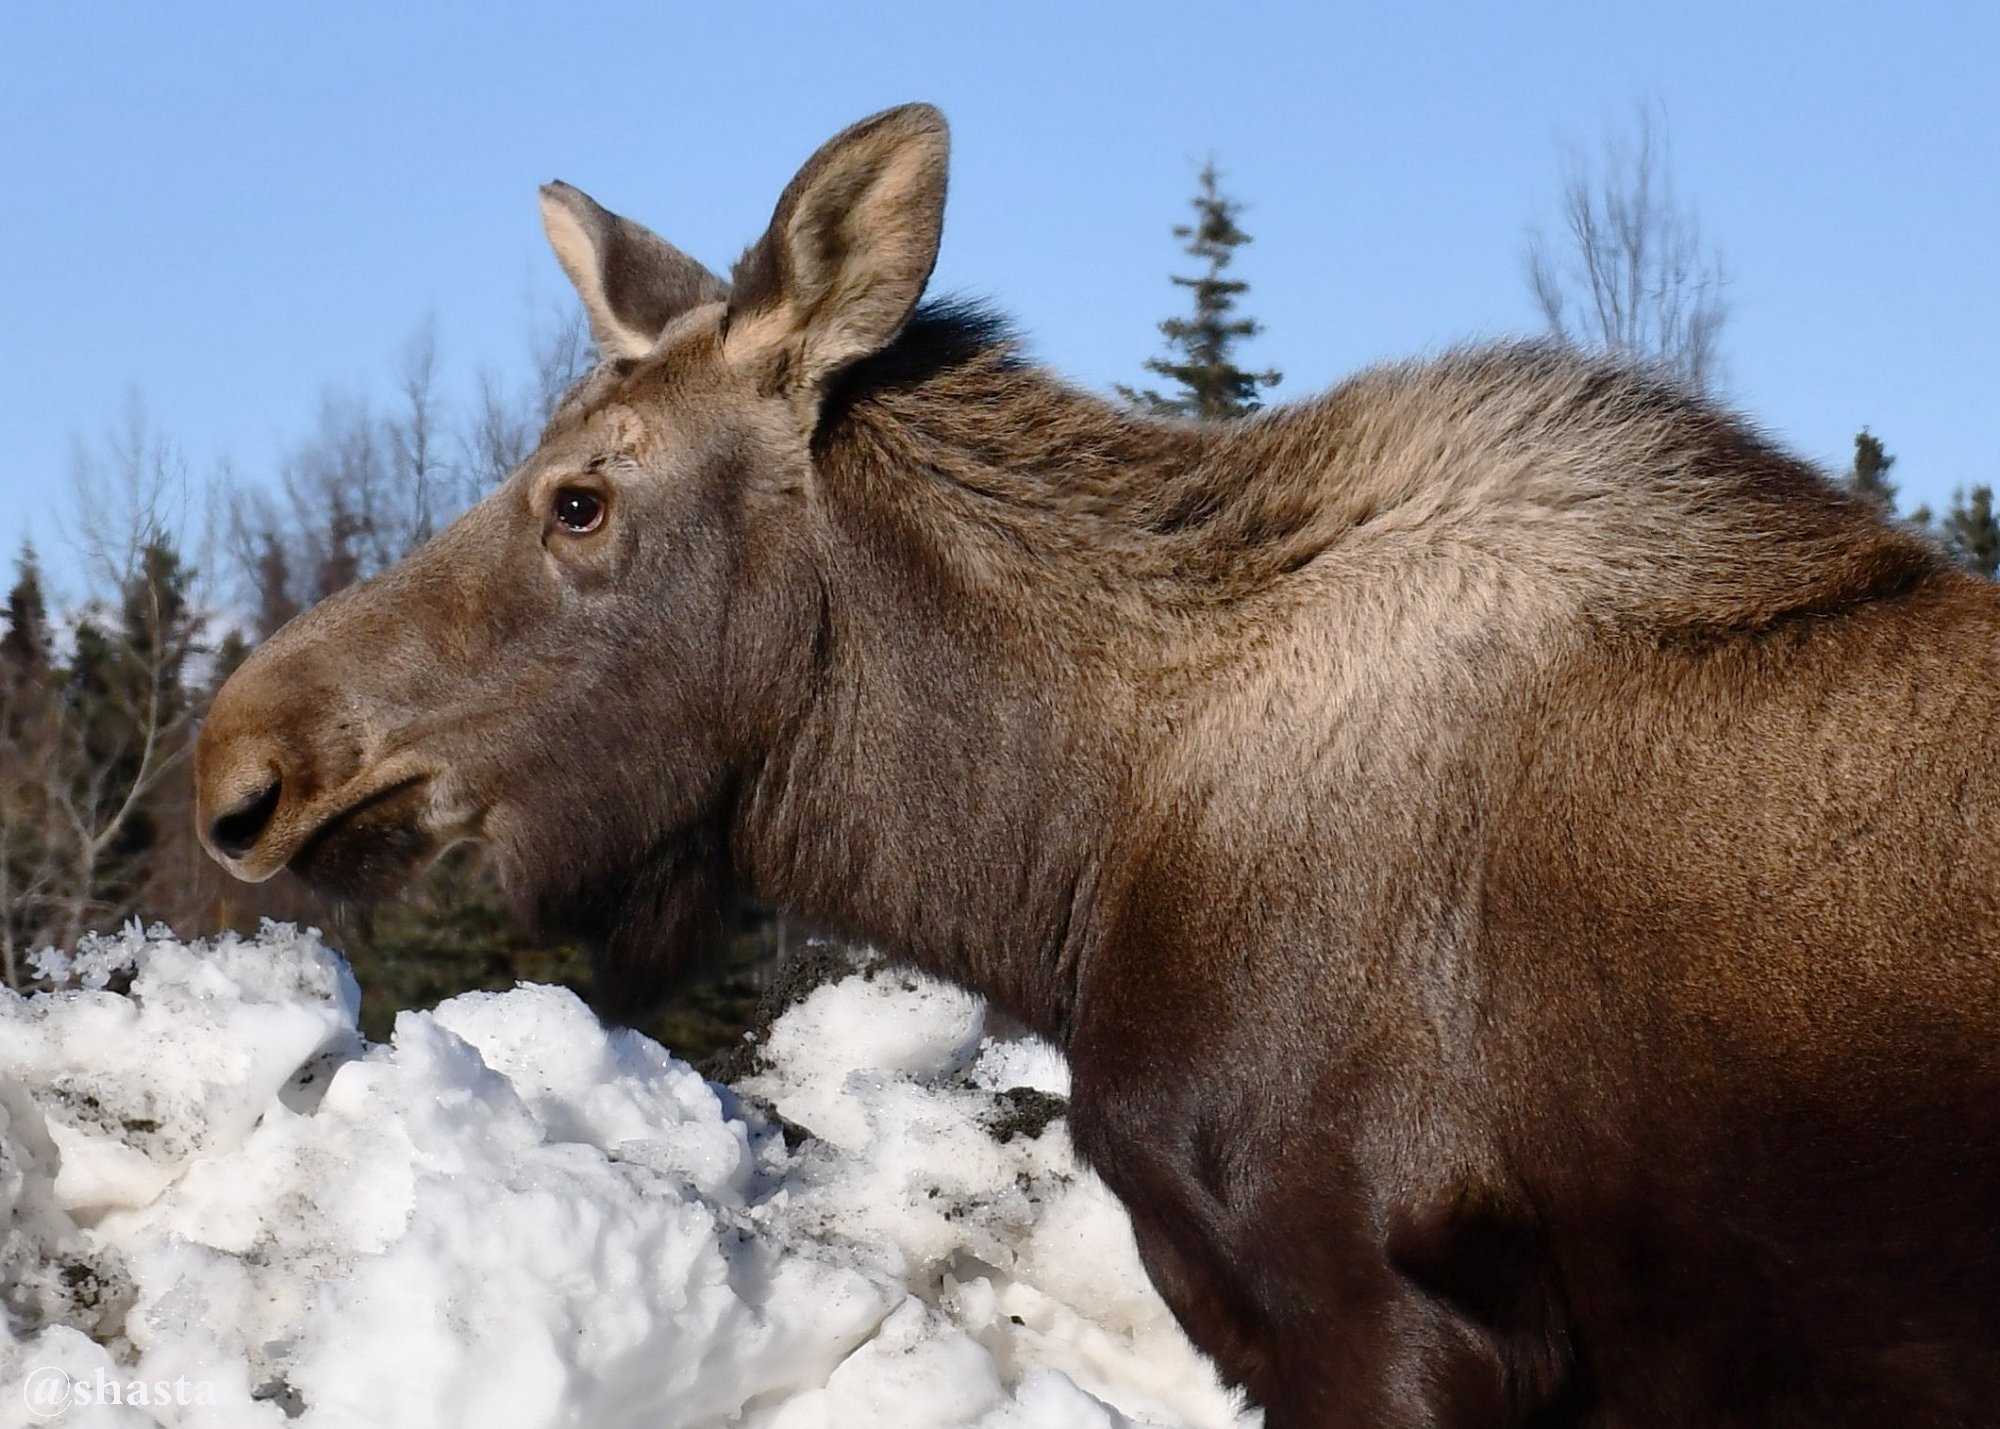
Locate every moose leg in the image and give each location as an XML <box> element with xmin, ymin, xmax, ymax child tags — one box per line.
<box><xmin>1069</xmin><ymin>964</ymin><xmax>1574</xmax><ymax>1424</ymax></box>
<box><xmin>1250</xmin><ymin>1295</ymin><xmax>1543</xmax><ymax>1429</ymax></box>
<box><xmin>1124</xmin><ymin>1192</ymin><xmax>1577</xmax><ymax>1429</ymax></box>
<box><xmin>1122</xmin><ymin>1211</ymin><xmax>1280</xmax><ymax>1398</ymax></box>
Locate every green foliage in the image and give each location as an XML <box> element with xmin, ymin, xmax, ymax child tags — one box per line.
<box><xmin>1855</xmin><ymin>430</ymin><xmax>1998</xmax><ymax>582</ymax></box>
<box><xmin>1848</xmin><ymin>429</ymin><xmax>1898</xmax><ymax>513</ymax></box>
<box><xmin>643</xmin><ymin>950</ymin><xmax>770</xmax><ymax>1066</ymax></box>
<box><xmin>1940</xmin><ymin>486</ymin><xmax>2000</xmax><ymax>580</ymax></box>
<box><xmin>1121</xmin><ymin>162</ymin><xmax>1280</xmax><ymax>420</ymax></box>
<box><xmin>209</xmin><ymin>629</ymin><xmax>251</xmax><ymax>689</ymax></box>
<box><xmin>253</xmin><ymin>535</ymin><xmax>300</xmax><ymax>641</ymax></box>
<box><xmin>276</xmin><ymin>847</ymin><xmax>774</xmax><ymax>1060</ymax></box>
<box><xmin>2</xmin><ymin>548</ymin><xmax>63</xmax><ymax>979</ymax></box>
<box><xmin>329</xmin><ymin>849</ymin><xmax>588</xmax><ymax>1039</ymax></box>
<box><xmin>1</xmin><ymin>547</ymin><xmax>50</xmax><ymax>673</ymax></box>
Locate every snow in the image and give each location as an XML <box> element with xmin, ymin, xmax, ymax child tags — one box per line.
<box><xmin>0</xmin><ymin>924</ymin><xmax>1255</xmax><ymax>1428</ymax></box>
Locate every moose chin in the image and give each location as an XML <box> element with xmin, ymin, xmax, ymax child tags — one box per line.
<box><xmin>197</xmin><ymin>103</ymin><xmax>2000</xmax><ymax>1428</ymax></box>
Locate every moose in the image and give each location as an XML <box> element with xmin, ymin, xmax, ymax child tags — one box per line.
<box><xmin>196</xmin><ymin>105</ymin><xmax>2000</xmax><ymax>1426</ymax></box>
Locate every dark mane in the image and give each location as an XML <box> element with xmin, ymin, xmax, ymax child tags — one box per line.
<box><xmin>817</xmin><ymin>299</ymin><xmax>1020</xmax><ymax>436</ymax></box>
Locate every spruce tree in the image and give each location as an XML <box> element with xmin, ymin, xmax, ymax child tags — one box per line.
<box><xmin>1</xmin><ymin>548</ymin><xmax>58</xmax><ymax>983</ymax></box>
<box><xmin>1848</xmin><ymin>430</ymin><xmax>1898</xmax><ymax>513</ymax></box>
<box><xmin>254</xmin><ymin>533</ymin><xmax>300</xmax><ymax>640</ymax></box>
<box><xmin>119</xmin><ymin>538</ymin><xmax>195</xmax><ymax>695</ymax></box>
<box><xmin>1942</xmin><ymin>487</ymin><xmax>2000</xmax><ymax>580</ymax></box>
<box><xmin>1</xmin><ymin>547</ymin><xmax>51</xmax><ymax>677</ymax></box>
<box><xmin>1122</xmin><ymin>162</ymin><xmax>1281</xmax><ymax>420</ymax></box>
<box><xmin>210</xmin><ymin>628</ymin><xmax>251</xmax><ymax>688</ymax></box>
<box><xmin>317</xmin><ymin>498</ymin><xmax>363</xmax><ymax>600</ymax></box>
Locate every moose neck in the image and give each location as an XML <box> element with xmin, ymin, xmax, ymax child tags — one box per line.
<box><xmin>735</xmin><ymin>314</ymin><xmax>1224</xmax><ymax>1044</ymax></box>
<box><xmin>722</xmin><ymin>325</ymin><xmax>1955</xmax><ymax>1043</ymax></box>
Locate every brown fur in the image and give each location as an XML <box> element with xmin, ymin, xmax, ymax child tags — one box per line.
<box><xmin>197</xmin><ymin>106</ymin><xmax>2000</xmax><ymax>1426</ymax></box>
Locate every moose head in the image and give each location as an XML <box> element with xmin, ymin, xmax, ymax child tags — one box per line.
<box><xmin>197</xmin><ymin>105</ymin><xmax>955</xmax><ymax>1020</ymax></box>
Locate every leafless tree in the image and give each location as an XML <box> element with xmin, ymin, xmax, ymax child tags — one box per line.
<box><xmin>7</xmin><ymin>308</ymin><xmax>600</xmax><ymax>977</ymax></box>
<box><xmin>3</xmin><ymin>413</ymin><xmax>213</xmax><ymax>974</ymax></box>
<box><xmin>464</xmin><ymin>368</ymin><xmax>540</xmax><ymax>493</ymax></box>
<box><xmin>390</xmin><ymin>314</ymin><xmax>447</xmax><ymax>548</ymax></box>
<box><xmin>224</xmin><ymin>394</ymin><xmax>373</xmax><ymax>613</ymax></box>
<box><xmin>226</xmin><ymin>309</ymin><xmax>593</xmax><ymax>624</ymax></box>
<box><xmin>65</xmin><ymin>393</ymin><xmax>189</xmax><ymax>591</ymax></box>
<box><xmin>463</xmin><ymin>305</ymin><xmax>591</xmax><ymax>489</ymax></box>
<box><xmin>532</xmin><ymin>304</ymin><xmax>593</xmax><ymax>418</ymax></box>
<box><xmin>1525</xmin><ymin>105</ymin><xmax>1729</xmax><ymax>393</ymax></box>
<box><xmin>1</xmin><ymin>601</ymin><xmax>238</xmax><ymax>981</ymax></box>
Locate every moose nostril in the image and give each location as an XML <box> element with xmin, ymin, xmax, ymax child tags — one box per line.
<box><xmin>210</xmin><ymin>778</ymin><xmax>283</xmax><ymax>860</ymax></box>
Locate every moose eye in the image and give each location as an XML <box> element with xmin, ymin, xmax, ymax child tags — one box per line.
<box><xmin>552</xmin><ymin>487</ymin><xmax>605</xmax><ymax>534</ymax></box>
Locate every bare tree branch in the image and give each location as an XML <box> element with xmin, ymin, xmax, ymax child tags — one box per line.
<box><xmin>1525</xmin><ymin>104</ymin><xmax>1729</xmax><ymax>392</ymax></box>
<box><xmin>390</xmin><ymin>313</ymin><xmax>446</xmax><ymax>546</ymax></box>
<box><xmin>63</xmin><ymin>393</ymin><xmax>189</xmax><ymax>592</ymax></box>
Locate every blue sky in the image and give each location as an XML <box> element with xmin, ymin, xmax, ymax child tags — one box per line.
<box><xmin>3</xmin><ymin>1</ymin><xmax>1995</xmax><ymax>598</ymax></box>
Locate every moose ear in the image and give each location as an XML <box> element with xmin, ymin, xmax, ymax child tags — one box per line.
<box><xmin>725</xmin><ymin>104</ymin><xmax>948</xmax><ymax>392</ymax></box>
<box><xmin>539</xmin><ymin>181</ymin><xmax>728</xmax><ymax>360</ymax></box>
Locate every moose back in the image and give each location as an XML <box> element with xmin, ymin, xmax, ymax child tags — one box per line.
<box><xmin>196</xmin><ymin>105</ymin><xmax>2000</xmax><ymax>1427</ymax></box>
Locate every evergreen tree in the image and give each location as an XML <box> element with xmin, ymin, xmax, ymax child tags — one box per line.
<box><xmin>1121</xmin><ymin>162</ymin><xmax>1281</xmax><ymax>420</ymax></box>
<box><xmin>1941</xmin><ymin>486</ymin><xmax>2000</xmax><ymax>580</ymax></box>
<box><xmin>1848</xmin><ymin>429</ymin><xmax>1898</xmax><ymax>513</ymax></box>
<box><xmin>253</xmin><ymin>532</ymin><xmax>300</xmax><ymax>640</ymax></box>
<box><xmin>120</xmin><ymin>538</ymin><xmax>196</xmax><ymax>692</ymax></box>
<box><xmin>317</xmin><ymin>497</ymin><xmax>363</xmax><ymax>600</ymax></box>
<box><xmin>1</xmin><ymin>547</ymin><xmax>53</xmax><ymax>715</ymax></box>
<box><xmin>1</xmin><ymin>548</ymin><xmax>51</xmax><ymax>676</ymax></box>
<box><xmin>70</xmin><ymin>539</ymin><xmax>197</xmax><ymax>764</ymax></box>
<box><xmin>1</xmin><ymin>545</ymin><xmax>61</xmax><ymax>982</ymax></box>
<box><xmin>210</xmin><ymin>628</ymin><xmax>252</xmax><ymax>688</ymax></box>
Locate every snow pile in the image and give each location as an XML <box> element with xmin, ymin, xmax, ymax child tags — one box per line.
<box><xmin>0</xmin><ymin>924</ymin><xmax>1253</xmax><ymax>1428</ymax></box>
